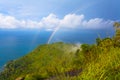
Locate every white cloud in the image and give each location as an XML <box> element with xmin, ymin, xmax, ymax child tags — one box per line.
<box><xmin>0</xmin><ymin>13</ymin><xmax>114</xmax><ymax>30</ymax></box>
<box><xmin>60</xmin><ymin>14</ymin><xmax>84</xmax><ymax>28</ymax></box>
<box><xmin>41</xmin><ymin>13</ymin><xmax>60</xmax><ymax>29</ymax></box>
<box><xmin>82</xmin><ymin>18</ymin><xmax>113</xmax><ymax>29</ymax></box>
<box><xmin>0</xmin><ymin>14</ymin><xmax>20</xmax><ymax>29</ymax></box>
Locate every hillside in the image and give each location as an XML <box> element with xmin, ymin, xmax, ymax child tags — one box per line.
<box><xmin>0</xmin><ymin>42</ymin><xmax>80</xmax><ymax>80</ymax></box>
<box><xmin>0</xmin><ymin>37</ymin><xmax>120</xmax><ymax>80</ymax></box>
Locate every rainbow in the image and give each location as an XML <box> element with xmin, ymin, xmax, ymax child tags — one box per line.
<box><xmin>47</xmin><ymin>2</ymin><xmax>96</xmax><ymax>44</ymax></box>
<box><xmin>47</xmin><ymin>25</ymin><xmax>60</xmax><ymax>44</ymax></box>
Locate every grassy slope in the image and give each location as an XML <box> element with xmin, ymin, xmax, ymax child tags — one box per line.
<box><xmin>0</xmin><ymin>42</ymin><xmax>79</xmax><ymax>80</ymax></box>
<box><xmin>0</xmin><ymin>39</ymin><xmax>120</xmax><ymax>80</ymax></box>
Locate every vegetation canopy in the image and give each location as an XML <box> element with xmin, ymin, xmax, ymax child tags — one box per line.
<box><xmin>0</xmin><ymin>22</ymin><xmax>120</xmax><ymax>80</ymax></box>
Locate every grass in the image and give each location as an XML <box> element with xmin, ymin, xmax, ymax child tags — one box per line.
<box><xmin>0</xmin><ymin>37</ymin><xmax>120</xmax><ymax>80</ymax></box>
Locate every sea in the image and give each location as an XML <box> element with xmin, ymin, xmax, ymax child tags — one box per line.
<box><xmin>0</xmin><ymin>29</ymin><xmax>114</xmax><ymax>69</ymax></box>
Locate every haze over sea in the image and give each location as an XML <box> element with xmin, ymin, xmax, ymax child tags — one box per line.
<box><xmin>0</xmin><ymin>29</ymin><xmax>114</xmax><ymax>69</ymax></box>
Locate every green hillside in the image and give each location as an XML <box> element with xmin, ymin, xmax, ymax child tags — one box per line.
<box><xmin>0</xmin><ymin>37</ymin><xmax>120</xmax><ymax>80</ymax></box>
<box><xmin>1</xmin><ymin>22</ymin><xmax>120</xmax><ymax>80</ymax></box>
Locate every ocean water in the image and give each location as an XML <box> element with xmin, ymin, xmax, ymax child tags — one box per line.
<box><xmin>0</xmin><ymin>29</ymin><xmax>114</xmax><ymax>69</ymax></box>
<box><xmin>52</xmin><ymin>29</ymin><xmax>115</xmax><ymax>44</ymax></box>
<box><xmin>0</xmin><ymin>30</ymin><xmax>52</xmax><ymax>69</ymax></box>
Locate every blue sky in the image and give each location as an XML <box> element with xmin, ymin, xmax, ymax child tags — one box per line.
<box><xmin>0</xmin><ymin>0</ymin><xmax>119</xmax><ymax>30</ymax></box>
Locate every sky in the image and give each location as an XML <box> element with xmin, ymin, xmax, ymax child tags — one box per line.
<box><xmin>0</xmin><ymin>0</ymin><xmax>119</xmax><ymax>68</ymax></box>
<box><xmin>0</xmin><ymin>0</ymin><xmax>119</xmax><ymax>30</ymax></box>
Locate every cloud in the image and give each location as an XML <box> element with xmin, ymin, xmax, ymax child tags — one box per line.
<box><xmin>82</xmin><ymin>18</ymin><xmax>113</xmax><ymax>29</ymax></box>
<box><xmin>60</xmin><ymin>14</ymin><xmax>84</xmax><ymax>28</ymax></box>
<box><xmin>0</xmin><ymin>14</ymin><xmax>19</xmax><ymax>29</ymax></box>
<box><xmin>41</xmin><ymin>13</ymin><xmax>60</xmax><ymax>29</ymax></box>
<box><xmin>0</xmin><ymin>13</ymin><xmax>114</xmax><ymax>30</ymax></box>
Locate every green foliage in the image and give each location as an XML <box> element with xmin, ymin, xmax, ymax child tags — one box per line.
<box><xmin>96</xmin><ymin>37</ymin><xmax>101</xmax><ymax>45</ymax></box>
<box><xmin>81</xmin><ymin>44</ymin><xmax>91</xmax><ymax>53</ymax></box>
<box><xmin>113</xmin><ymin>22</ymin><xmax>120</xmax><ymax>41</ymax></box>
<box><xmin>24</xmin><ymin>74</ymin><xmax>45</xmax><ymax>80</ymax></box>
<box><xmin>113</xmin><ymin>22</ymin><xmax>120</xmax><ymax>29</ymax></box>
<box><xmin>1</xmin><ymin>30</ymin><xmax>120</xmax><ymax>80</ymax></box>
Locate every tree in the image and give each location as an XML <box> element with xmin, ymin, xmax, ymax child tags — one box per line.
<box><xmin>113</xmin><ymin>22</ymin><xmax>120</xmax><ymax>29</ymax></box>
<box><xmin>96</xmin><ymin>38</ymin><xmax>101</xmax><ymax>46</ymax></box>
<box><xmin>113</xmin><ymin>22</ymin><xmax>120</xmax><ymax>41</ymax></box>
<box><xmin>81</xmin><ymin>44</ymin><xmax>91</xmax><ymax>53</ymax></box>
